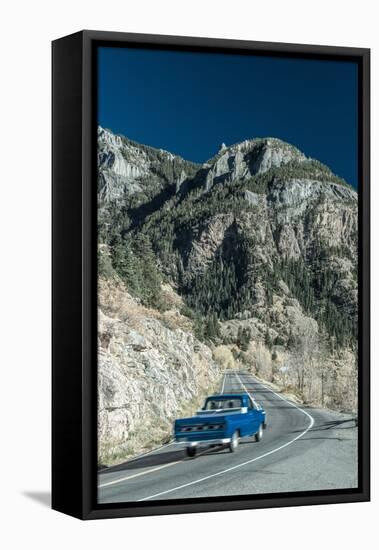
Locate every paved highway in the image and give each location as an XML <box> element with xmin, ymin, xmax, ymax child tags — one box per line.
<box><xmin>98</xmin><ymin>371</ymin><xmax>357</xmax><ymax>503</ymax></box>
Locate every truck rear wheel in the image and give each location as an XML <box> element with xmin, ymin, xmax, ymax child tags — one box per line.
<box><xmin>255</xmin><ymin>423</ymin><xmax>263</xmax><ymax>442</ymax></box>
<box><xmin>229</xmin><ymin>431</ymin><xmax>239</xmax><ymax>452</ymax></box>
<box><xmin>186</xmin><ymin>446</ymin><xmax>197</xmax><ymax>458</ymax></box>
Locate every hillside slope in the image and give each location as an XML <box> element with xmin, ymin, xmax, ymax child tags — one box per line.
<box><xmin>98</xmin><ymin>278</ymin><xmax>221</xmax><ymax>466</ymax></box>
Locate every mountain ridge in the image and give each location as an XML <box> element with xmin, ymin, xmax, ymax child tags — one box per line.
<box><xmin>98</xmin><ymin>127</ymin><xmax>357</xmax><ymax>344</ymax></box>
<box><xmin>98</xmin><ymin>125</ymin><xmax>354</xmax><ymax>194</ymax></box>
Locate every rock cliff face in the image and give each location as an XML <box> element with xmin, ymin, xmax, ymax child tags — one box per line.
<box><xmin>98</xmin><ymin>126</ymin><xmax>198</xmax><ymax>204</ymax></box>
<box><xmin>204</xmin><ymin>138</ymin><xmax>306</xmax><ymax>190</ymax></box>
<box><xmin>98</xmin><ymin>278</ymin><xmax>220</xmax><ymax>465</ymax></box>
<box><xmin>98</xmin><ymin>127</ymin><xmax>358</xmax><ymax>464</ymax></box>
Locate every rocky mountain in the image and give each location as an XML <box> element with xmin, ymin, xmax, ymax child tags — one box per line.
<box><xmin>98</xmin><ymin>126</ymin><xmax>199</xmax><ymax>203</ymax></box>
<box><xmin>98</xmin><ymin>126</ymin><xmax>358</xmax><ymax>465</ymax></box>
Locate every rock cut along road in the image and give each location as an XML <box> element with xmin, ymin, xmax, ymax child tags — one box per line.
<box><xmin>98</xmin><ymin>371</ymin><xmax>357</xmax><ymax>503</ymax></box>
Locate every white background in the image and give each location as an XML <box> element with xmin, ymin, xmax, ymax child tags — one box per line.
<box><xmin>0</xmin><ymin>0</ymin><xmax>376</xmax><ymax>548</ymax></box>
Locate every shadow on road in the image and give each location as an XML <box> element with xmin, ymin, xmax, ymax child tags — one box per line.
<box><xmin>293</xmin><ymin>418</ymin><xmax>357</xmax><ymax>435</ymax></box>
<box><xmin>100</xmin><ymin>449</ymin><xmax>186</xmax><ymax>473</ymax></box>
<box><xmin>99</xmin><ymin>441</ymin><xmax>250</xmax><ymax>475</ymax></box>
<box><xmin>312</xmin><ymin>418</ymin><xmax>358</xmax><ymax>430</ymax></box>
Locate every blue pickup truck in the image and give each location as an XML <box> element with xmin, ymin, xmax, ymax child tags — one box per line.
<box><xmin>174</xmin><ymin>393</ymin><xmax>267</xmax><ymax>457</ymax></box>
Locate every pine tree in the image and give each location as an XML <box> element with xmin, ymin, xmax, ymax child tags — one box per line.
<box><xmin>237</xmin><ymin>327</ymin><xmax>251</xmax><ymax>351</ymax></box>
<box><xmin>265</xmin><ymin>329</ymin><xmax>273</xmax><ymax>350</ymax></box>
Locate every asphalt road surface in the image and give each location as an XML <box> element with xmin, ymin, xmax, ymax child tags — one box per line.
<box><xmin>98</xmin><ymin>371</ymin><xmax>358</xmax><ymax>503</ymax></box>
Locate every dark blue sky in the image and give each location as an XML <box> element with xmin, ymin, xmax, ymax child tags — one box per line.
<box><xmin>98</xmin><ymin>47</ymin><xmax>358</xmax><ymax>187</ymax></box>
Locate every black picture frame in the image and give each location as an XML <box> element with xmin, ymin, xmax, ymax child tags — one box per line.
<box><xmin>52</xmin><ymin>30</ymin><xmax>370</xmax><ymax>520</ymax></box>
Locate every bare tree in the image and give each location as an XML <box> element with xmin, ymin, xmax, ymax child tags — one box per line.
<box><xmin>291</xmin><ymin>323</ymin><xmax>326</xmax><ymax>403</ymax></box>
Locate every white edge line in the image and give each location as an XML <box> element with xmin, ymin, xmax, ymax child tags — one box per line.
<box><xmin>237</xmin><ymin>372</ymin><xmax>314</xmax><ymax>424</ymax></box>
<box><xmin>221</xmin><ymin>371</ymin><xmax>227</xmax><ymax>394</ymax></box>
<box><xmin>98</xmin><ymin>441</ymin><xmax>174</xmax><ymax>479</ymax></box>
<box><xmin>234</xmin><ymin>372</ymin><xmax>258</xmax><ymax>404</ymax></box>
<box><xmin>138</xmin><ymin>372</ymin><xmax>315</xmax><ymax>502</ymax></box>
<box><xmin>99</xmin><ymin>460</ymin><xmax>182</xmax><ymax>488</ymax></box>
<box><xmin>99</xmin><ymin>446</ymin><xmax>212</xmax><ymax>489</ymax></box>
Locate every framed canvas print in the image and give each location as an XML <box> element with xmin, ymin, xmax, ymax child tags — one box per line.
<box><xmin>52</xmin><ymin>30</ymin><xmax>370</xmax><ymax>520</ymax></box>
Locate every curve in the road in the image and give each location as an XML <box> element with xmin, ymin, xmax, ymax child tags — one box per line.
<box><xmin>98</xmin><ymin>371</ymin><xmax>357</xmax><ymax>503</ymax></box>
<box><xmin>138</xmin><ymin>372</ymin><xmax>314</xmax><ymax>501</ymax></box>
